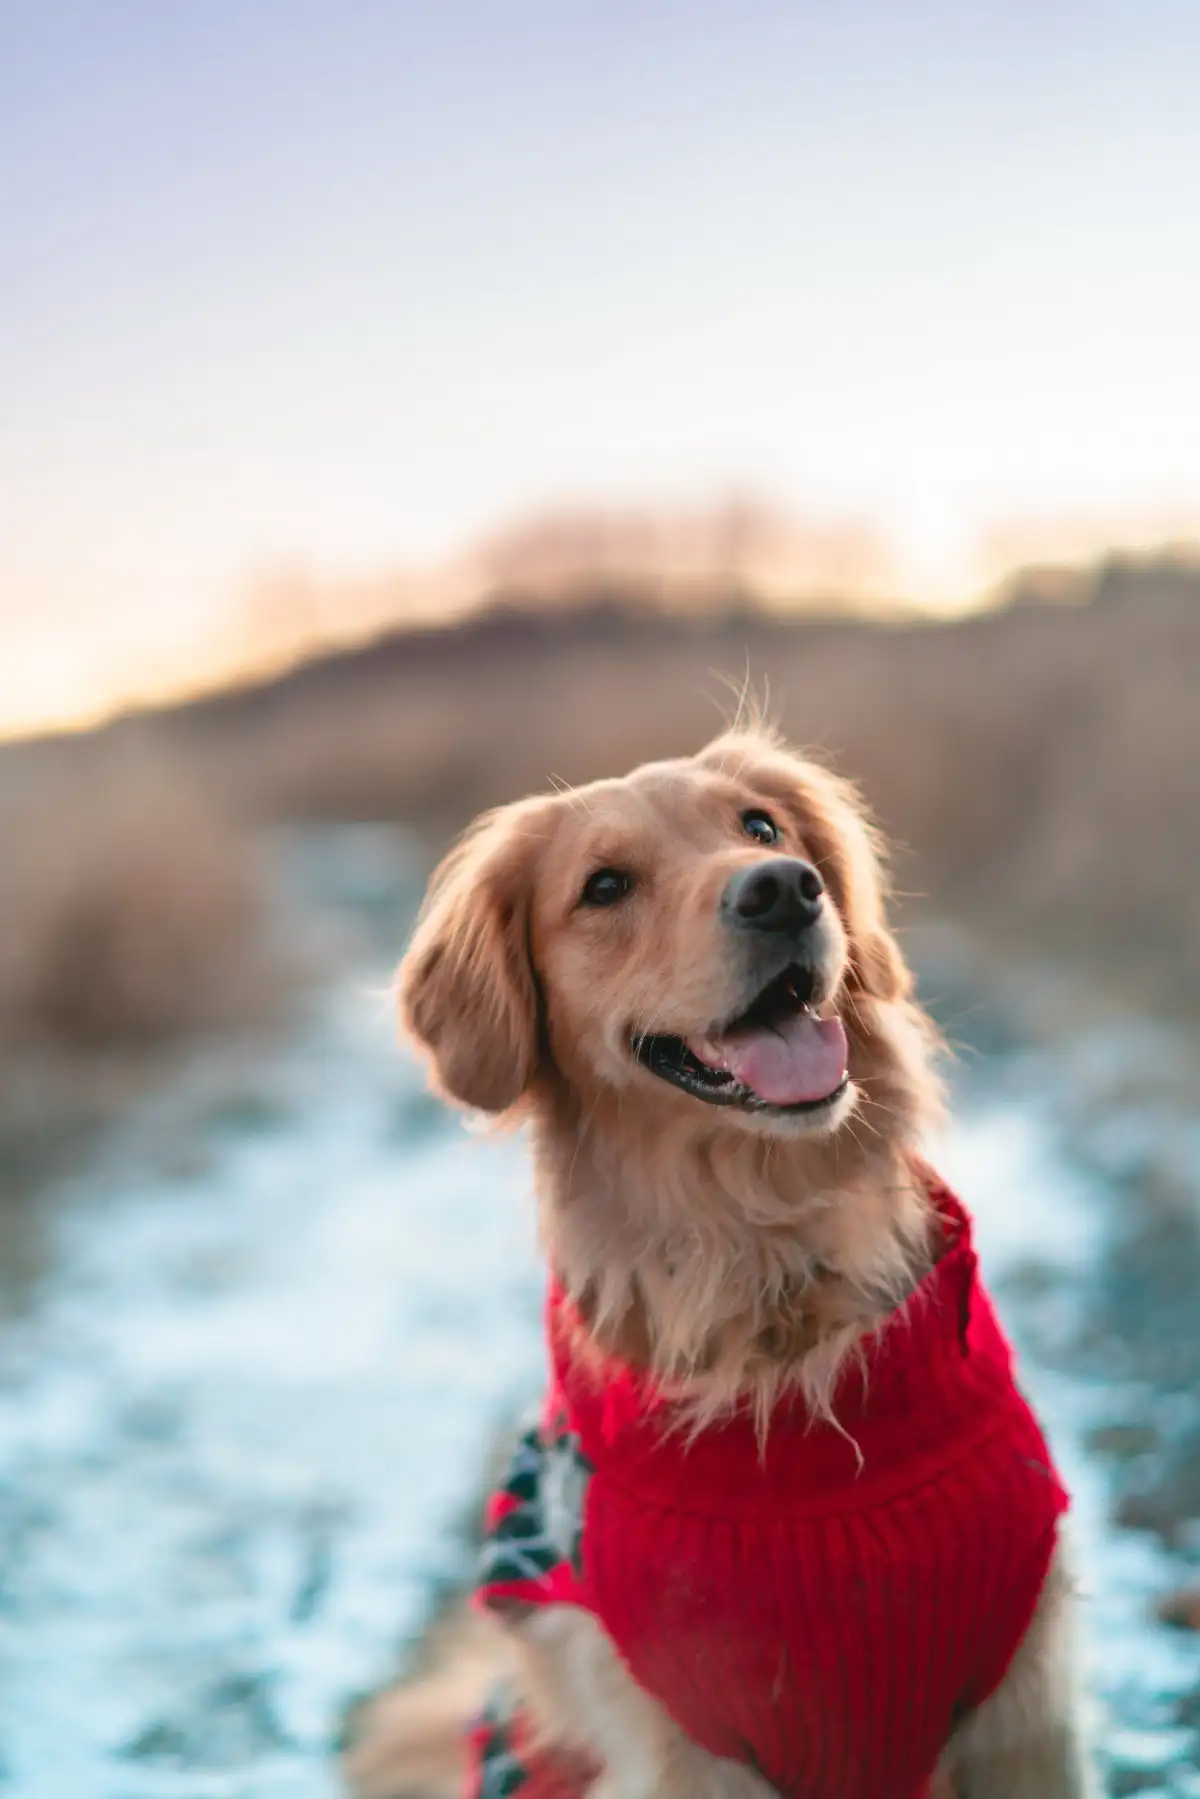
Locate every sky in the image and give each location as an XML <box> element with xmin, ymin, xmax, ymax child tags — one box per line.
<box><xmin>3</xmin><ymin>1</ymin><xmax>1200</xmax><ymax>734</ymax></box>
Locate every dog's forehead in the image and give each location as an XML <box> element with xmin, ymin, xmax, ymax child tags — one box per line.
<box><xmin>568</xmin><ymin>757</ymin><xmax>754</xmax><ymax>834</ymax></box>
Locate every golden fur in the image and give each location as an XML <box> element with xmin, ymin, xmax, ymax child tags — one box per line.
<box><xmin>344</xmin><ymin>729</ymin><xmax>1096</xmax><ymax>1799</ymax></box>
<box><xmin>401</xmin><ymin>727</ymin><xmax>942</xmax><ymax>1432</ymax></box>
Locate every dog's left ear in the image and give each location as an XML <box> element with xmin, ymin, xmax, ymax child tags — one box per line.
<box><xmin>804</xmin><ymin>768</ymin><xmax>912</xmax><ymax>1004</ymax></box>
<box><xmin>852</xmin><ymin>917</ymin><xmax>912</xmax><ymax>1004</ymax></box>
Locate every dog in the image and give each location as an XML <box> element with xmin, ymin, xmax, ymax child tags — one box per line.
<box><xmin>344</xmin><ymin>728</ymin><xmax>1098</xmax><ymax>1799</ymax></box>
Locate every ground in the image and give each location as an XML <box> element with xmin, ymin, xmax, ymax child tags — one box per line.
<box><xmin>0</xmin><ymin>830</ymin><xmax>1196</xmax><ymax>1798</ymax></box>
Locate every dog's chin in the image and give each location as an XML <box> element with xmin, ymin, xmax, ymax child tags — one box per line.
<box><xmin>716</xmin><ymin>1077</ymin><xmax>857</xmax><ymax>1140</ymax></box>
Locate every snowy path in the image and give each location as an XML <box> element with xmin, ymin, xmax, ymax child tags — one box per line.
<box><xmin>0</xmin><ymin>831</ymin><xmax>1195</xmax><ymax>1797</ymax></box>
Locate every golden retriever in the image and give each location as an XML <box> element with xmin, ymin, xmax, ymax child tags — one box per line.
<box><xmin>344</xmin><ymin>728</ymin><xmax>1096</xmax><ymax>1799</ymax></box>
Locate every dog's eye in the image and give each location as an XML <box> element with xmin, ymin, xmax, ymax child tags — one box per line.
<box><xmin>741</xmin><ymin>810</ymin><xmax>779</xmax><ymax>846</ymax></box>
<box><xmin>580</xmin><ymin>868</ymin><xmax>633</xmax><ymax>908</ymax></box>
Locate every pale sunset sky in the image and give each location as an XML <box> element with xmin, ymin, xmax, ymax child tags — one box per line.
<box><xmin>3</xmin><ymin>2</ymin><xmax>1200</xmax><ymax>735</ymax></box>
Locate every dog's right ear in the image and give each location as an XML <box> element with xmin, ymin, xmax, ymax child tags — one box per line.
<box><xmin>399</xmin><ymin>800</ymin><xmax>549</xmax><ymax>1113</ymax></box>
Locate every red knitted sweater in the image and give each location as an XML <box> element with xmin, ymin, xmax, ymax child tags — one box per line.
<box><xmin>469</xmin><ymin>1178</ymin><xmax>1068</xmax><ymax>1799</ymax></box>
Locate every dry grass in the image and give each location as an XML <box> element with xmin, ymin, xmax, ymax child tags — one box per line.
<box><xmin>125</xmin><ymin>558</ymin><xmax>1198</xmax><ymax>1013</ymax></box>
<box><xmin>0</xmin><ymin>743</ymin><xmax>284</xmax><ymax>1169</ymax></box>
<box><xmin>3</xmin><ymin>549</ymin><xmax>1196</xmax><ymax>1165</ymax></box>
<box><xmin>0</xmin><ymin>747</ymin><xmax>278</xmax><ymax>1051</ymax></box>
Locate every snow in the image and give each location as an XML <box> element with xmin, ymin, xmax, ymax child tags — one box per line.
<box><xmin>0</xmin><ymin>829</ymin><xmax>1195</xmax><ymax>1795</ymax></box>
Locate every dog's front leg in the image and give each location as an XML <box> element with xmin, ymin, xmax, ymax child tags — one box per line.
<box><xmin>516</xmin><ymin>1606</ymin><xmax>778</xmax><ymax>1799</ymax></box>
<box><xmin>944</xmin><ymin>1538</ymin><xmax>1101</xmax><ymax>1799</ymax></box>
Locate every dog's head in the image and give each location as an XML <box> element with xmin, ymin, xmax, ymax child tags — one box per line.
<box><xmin>400</xmin><ymin>729</ymin><xmax>914</xmax><ymax>1140</ymax></box>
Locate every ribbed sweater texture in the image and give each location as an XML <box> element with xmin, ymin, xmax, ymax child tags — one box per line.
<box><xmin>468</xmin><ymin>1176</ymin><xmax>1068</xmax><ymax>1799</ymax></box>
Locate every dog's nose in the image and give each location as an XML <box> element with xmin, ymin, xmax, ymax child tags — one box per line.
<box><xmin>723</xmin><ymin>858</ymin><xmax>824</xmax><ymax>933</ymax></box>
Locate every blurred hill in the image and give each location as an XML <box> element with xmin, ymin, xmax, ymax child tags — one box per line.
<box><xmin>5</xmin><ymin>548</ymin><xmax>1199</xmax><ymax>1036</ymax></box>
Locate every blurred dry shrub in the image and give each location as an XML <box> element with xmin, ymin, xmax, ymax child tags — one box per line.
<box><xmin>166</xmin><ymin>555</ymin><xmax>1200</xmax><ymax>1013</ymax></box>
<box><xmin>0</xmin><ymin>747</ymin><xmax>279</xmax><ymax>1056</ymax></box>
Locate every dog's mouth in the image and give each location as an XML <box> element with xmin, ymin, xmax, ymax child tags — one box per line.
<box><xmin>631</xmin><ymin>965</ymin><xmax>850</xmax><ymax>1115</ymax></box>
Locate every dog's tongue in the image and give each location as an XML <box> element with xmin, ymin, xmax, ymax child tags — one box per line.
<box><xmin>691</xmin><ymin>1012</ymin><xmax>848</xmax><ymax>1107</ymax></box>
